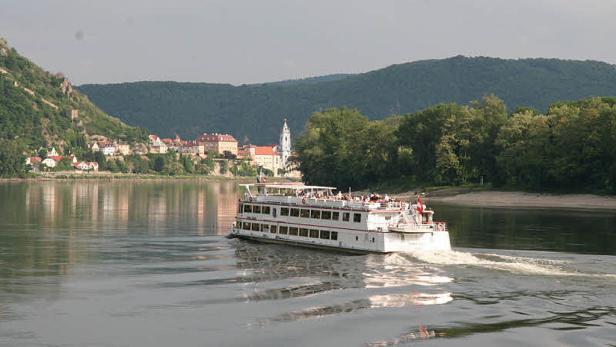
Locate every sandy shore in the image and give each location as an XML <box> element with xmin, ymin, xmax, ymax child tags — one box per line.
<box><xmin>425</xmin><ymin>190</ymin><xmax>616</xmax><ymax>210</ymax></box>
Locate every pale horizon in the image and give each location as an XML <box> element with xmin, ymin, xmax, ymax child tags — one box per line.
<box><xmin>2</xmin><ymin>0</ymin><xmax>616</xmax><ymax>85</ymax></box>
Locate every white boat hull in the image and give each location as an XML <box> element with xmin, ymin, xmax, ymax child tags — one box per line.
<box><xmin>230</xmin><ymin>227</ymin><xmax>451</xmax><ymax>253</ymax></box>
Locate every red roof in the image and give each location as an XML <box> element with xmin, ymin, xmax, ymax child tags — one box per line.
<box><xmin>48</xmin><ymin>156</ymin><xmax>63</xmax><ymax>162</ymax></box>
<box><xmin>29</xmin><ymin>156</ymin><xmax>42</xmax><ymax>163</ymax></box>
<box><xmin>254</xmin><ymin>146</ymin><xmax>277</xmax><ymax>156</ymax></box>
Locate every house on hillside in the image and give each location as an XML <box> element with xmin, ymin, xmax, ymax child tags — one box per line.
<box><xmin>149</xmin><ymin>134</ymin><xmax>168</xmax><ymax>154</ymax></box>
<box><xmin>26</xmin><ymin>156</ymin><xmax>42</xmax><ymax>172</ymax></box>
<box><xmin>179</xmin><ymin>142</ymin><xmax>205</xmax><ymax>156</ymax></box>
<box><xmin>73</xmin><ymin>161</ymin><xmax>99</xmax><ymax>172</ymax></box>
<box><xmin>197</xmin><ymin>133</ymin><xmax>238</xmax><ymax>156</ymax></box>
<box><xmin>26</xmin><ymin>156</ymin><xmax>42</xmax><ymax>166</ymax></box>
<box><xmin>101</xmin><ymin>145</ymin><xmax>116</xmax><ymax>156</ymax></box>
<box><xmin>42</xmin><ymin>157</ymin><xmax>57</xmax><ymax>168</ymax></box>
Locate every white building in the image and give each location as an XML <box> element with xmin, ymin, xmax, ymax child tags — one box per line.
<box><xmin>101</xmin><ymin>145</ymin><xmax>116</xmax><ymax>156</ymax></box>
<box><xmin>279</xmin><ymin>119</ymin><xmax>291</xmax><ymax>167</ymax></box>
<box><xmin>149</xmin><ymin>135</ymin><xmax>168</xmax><ymax>154</ymax></box>
<box><xmin>254</xmin><ymin>145</ymin><xmax>282</xmax><ymax>174</ymax></box>
<box><xmin>42</xmin><ymin>158</ymin><xmax>57</xmax><ymax>168</ymax></box>
<box><xmin>74</xmin><ymin>162</ymin><xmax>99</xmax><ymax>172</ymax></box>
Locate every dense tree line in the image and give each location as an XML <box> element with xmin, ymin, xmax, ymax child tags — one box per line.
<box><xmin>296</xmin><ymin>96</ymin><xmax>616</xmax><ymax>193</ymax></box>
<box><xmin>80</xmin><ymin>56</ymin><xmax>616</xmax><ymax>144</ymax></box>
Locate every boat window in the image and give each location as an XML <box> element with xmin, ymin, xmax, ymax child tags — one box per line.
<box><xmin>251</xmin><ymin>223</ymin><xmax>260</xmax><ymax>231</ymax></box>
<box><xmin>309</xmin><ymin>229</ymin><xmax>319</xmax><ymax>238</ymax></box>
<box><xmin>343</xmin><ymin>212</ymin><xmax>350</xmax><ymax>222</ymax></box>
<box><xmin>371</xmin><ymin>237</ymin><xmax>375</xmax><ymax>242</ymax></box>
<box><xmin>272</xmin><ymin>208</ymin><xmax>277</xmax><ymax>218</ymax></box>
<box><xmin>320</xmin><ymin>230</ymin><xmax>330</xmax><ymax>239</ymax></box>
<box><xmin>300</xmin><ymin>209</ymin><xmax>310</xmax><ymax>218</ymax></box>
<box><xmin>243</xmin><ymin>222</ymin><xmax>250</xmax><ymax>230</ymax></box>
<box><xmin>353</xmin><ymin>213</ymin><xmax>362</xmax><ymax>223</ymax></box>
<box><xmin>332</xmin><ymin>211</ymin><xmax>339</xmax><ymax>220</ymax></box>
<box><xmin>244</xmin><ymin>204</ymin><xmax>252</xmax><ymax>213</ymax></box>
<box><xmin>310</xmin><ymin>210</ymin><xmax>321</xmax><ymax>219</ymax></box>
<box><xmin>281</xmin><ymin>207</ymin><xmax>289</xmax><ymax>216</ymax></box>
<box><xmin>299</xmin><ymin>228</ymin><xmax>309</xmax><ymax>237</ymax></box>
<box><xmin>270</xmin><ymin>225</ymin><xmax>277</xmax><ymax>234</ymax></box>
<box><xmin>279</xmin><ymin>226</ymin><xmax>288</xmax><ymax>234</ymax></box>
<box><xmin>261</xmin><ymin>224</ymin><xmax>270</xmax><ymax>232</ymax></box>
<box><xmin>289</xmin><ymin>227</ymin><xmax>299</xmax><ymax>236</ymax></box>
<box><xmin>290</xmin><ymin>208</ymin><xmax>300</xmax><ymax>217</ymax></box>
<box><xmin>321</xmin><ymin>211</ymin><xmax>331</xmax><ymax>220</ymax></box>
<box><xmin>238</xmin><ymin>204</ymin><xmax>243</xmax><ymax>213</ymax></box>
<box><xmin>253</xmin><ymin>205</ymin><xmax>261</xmax><ymax>214</ymax></box>
<box><xmin>330</xmin><ymin>232</ymin><xmax>338</xmax><ymax>241</ymax></box>
<box><xmin>262</xmin><ymin>206</ymin><xmax>271</xmax><ymax>214</ymax></box>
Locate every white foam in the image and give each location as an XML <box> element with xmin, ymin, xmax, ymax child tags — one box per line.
<box><xmin>404</xmin><ymin>250</ymin><xmax>616</xmax><ymax>278</ymax></box>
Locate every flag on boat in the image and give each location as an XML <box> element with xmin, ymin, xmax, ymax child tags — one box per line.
<box><xmin>417</xmin><ymin>195</ymin><xmax>424</xmax><ymax>214</ymax></box>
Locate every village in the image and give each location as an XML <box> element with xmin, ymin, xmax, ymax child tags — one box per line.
<box><xmin>24</xmin><ymin>119</ymin><xmax>300</xmax><ymax>178</ymax></box>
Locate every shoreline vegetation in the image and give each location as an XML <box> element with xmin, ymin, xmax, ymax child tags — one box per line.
<box><xmin>296</xmin><ymin>96</ymin><xmax>616</xmax><ymax>196</ymax></box>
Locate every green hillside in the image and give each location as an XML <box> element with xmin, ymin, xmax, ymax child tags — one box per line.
<box><xmin>0</xmin><ymin>38</ymin><xmax>147</xmax><ymax>151</ymax></box>
<box><xmin>79</xmin><ymin>56</ymin><xmax>616</xmax><ymax>144</ymax></box>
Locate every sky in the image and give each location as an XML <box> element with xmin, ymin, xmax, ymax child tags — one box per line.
<box><xmin>2</xmin><ymin>0</ymin><xmax>616</xmax><ymax>85</ymax></box>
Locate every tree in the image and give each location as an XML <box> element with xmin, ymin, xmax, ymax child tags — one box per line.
<box><xmin>295</xmin><ymin>107</ymin><xmax>373</xmax><ymax>189</ymax></box>
<box><xmin>38</xmin><ymin>148</ymin><xmax>48</xmax><ymax>158</ymax></box>
<box><xmin>219</xmin><ymin>160</ymin><xmax>228</xmax><ymax>175</ymax></box>
<box><xmin>181</xmin><ymin>155</ymin><xmax>194</xmax><ymax>174</ymax></box>
<box><xmin>152</xmin><ymin>155</ymin><xmax>166</xmax><ymax>172</ymax></box>
<box><xmin>0</xmin><ymin>140</ymin><xmax>26</xmax><ymax>177</ymax></box>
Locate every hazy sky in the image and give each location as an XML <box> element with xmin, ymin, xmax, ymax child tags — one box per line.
<box><xmin>2</xmin><ymin>0</ymin><xmax>616</xmax><ymax>85</ymax></box>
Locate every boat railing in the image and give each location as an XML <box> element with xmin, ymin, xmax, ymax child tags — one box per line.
<box><xmin>244</xmin><ymin>194</ymin><xmax>407</xmax><ymax>211</ymax></box>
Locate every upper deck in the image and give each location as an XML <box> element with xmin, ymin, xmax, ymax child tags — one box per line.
<box><xmin>240</xmin><ymin>183</ymin><xmax>407</xmax><ymax>213</ymax></box>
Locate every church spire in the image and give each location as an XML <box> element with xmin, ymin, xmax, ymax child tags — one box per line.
<box><xmin>279</xmin><ymin>118</ymin><xmax>291</xmax><ymax>167</ymax></box>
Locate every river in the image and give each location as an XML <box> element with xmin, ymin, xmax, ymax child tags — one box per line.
<box><xmin>0</xmin><ymin>181</ymin><xmax>614</xmax><ymax>346</ymax></box>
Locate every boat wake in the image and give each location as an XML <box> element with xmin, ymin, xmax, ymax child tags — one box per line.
<box><xmin>403</xmin><ymin>250</ymin><xmax>616</xmax><ymax>278</ymax></box>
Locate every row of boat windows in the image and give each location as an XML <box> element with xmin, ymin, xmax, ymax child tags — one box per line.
<box><xmin>241</xmin><ymin>204</ymin><xmax>362</xmax><ymax>223</ymax></box>
<box><xmin>239</xmin><ymin>221</ymin><xmax>338</xmax><ymax>241</ymax></box>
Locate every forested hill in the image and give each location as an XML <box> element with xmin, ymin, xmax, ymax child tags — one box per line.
<box><xmin>79</xmin><ymin>56</ymin><xmax>616</xmax><ymax>144</ymax></box>
<box><xmin>0</xmin><ymin>38</ymin><xmax>147</xmax><ymax>150</ymax></box>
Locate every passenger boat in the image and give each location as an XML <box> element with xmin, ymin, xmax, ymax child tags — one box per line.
<box><xmin>228</xmin><ymin>183</ymin><xmax>451</xmax><ymax>253</ymax></box>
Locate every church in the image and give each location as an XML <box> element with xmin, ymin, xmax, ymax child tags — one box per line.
<box><xmin>238</xmin><ymin>119</ymin><xmax>300</xmax><ymax>177</ymax></box>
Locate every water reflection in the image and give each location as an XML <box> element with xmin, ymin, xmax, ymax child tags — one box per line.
<box><xmin>0</xmin><ymin>180</ymin><xmax>239</xmax><ymax>292</ymax></box>
<box><xmin>1</xmin><ymin>180</ymin><xmax>239</xmax><ymax>235</ymax></box>
<box><xmin>231</xmin><ymin>243</ymin><xmax>453</xmax><ymax>326</ymax></box>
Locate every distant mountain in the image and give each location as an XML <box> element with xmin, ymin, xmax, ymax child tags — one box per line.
<box><xmin>0</xmin><ymin>38</ymin><xmax>147</xmax><ymax>150</ymax></box>
<box><xmin>79</xmin><ymin>56</ymin><xmax>616</xmax><ymax>144</ymax></box>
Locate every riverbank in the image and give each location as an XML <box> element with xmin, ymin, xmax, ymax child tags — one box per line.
<box><xmin>394</xmin><ymin>187</ymin><xmax>616</xmax><ymax>210</ymax></box>
<box><xmin>0</xmin><ymin>171</ymin><xmax>296</xmax><ymax>183</ymax></box>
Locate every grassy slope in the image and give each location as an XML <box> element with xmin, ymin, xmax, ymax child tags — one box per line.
<box><xmin>0</xmin><ymin>40</ymin><xmax>147</xmax><ymax>148</ymax></box>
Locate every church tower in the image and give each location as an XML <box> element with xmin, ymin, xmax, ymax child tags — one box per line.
<box><xmin>279</xmin><ymin>118</ymin><xmax>291</xmax><ymax>167</ymax></box>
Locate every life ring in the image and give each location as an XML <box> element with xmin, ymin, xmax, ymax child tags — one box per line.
<box><xmin>436</xmin><ymin>224</ymin><xmax>444</xmax><ymax>231</ymax></box>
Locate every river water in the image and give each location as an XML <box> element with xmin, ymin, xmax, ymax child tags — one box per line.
<box><xmin>0</xmin><ymin>181</ymin><xmax>614</xmax><ymax>346</ymax></box>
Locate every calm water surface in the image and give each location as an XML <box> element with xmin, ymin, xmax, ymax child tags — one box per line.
<box><xmin>0</xmin><ymin>181</ymin><xmax>614</xmax><ymax>346</ymax></box>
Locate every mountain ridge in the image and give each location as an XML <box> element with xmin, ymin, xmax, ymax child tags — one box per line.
<box><xmin>79</xmin><ymin>55</ymin><xmax>616</xmax><ymax>144</ymax></box>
